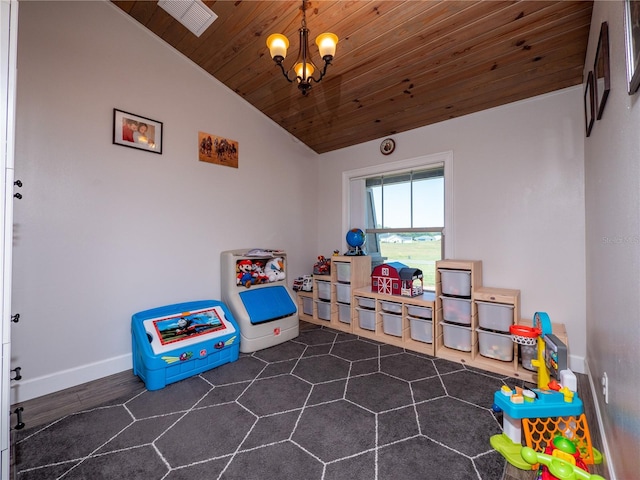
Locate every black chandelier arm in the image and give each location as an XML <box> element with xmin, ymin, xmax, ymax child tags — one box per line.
<box><xmin>274</xmin><ymin>58</ymin><xmax>296</xmax><ymax>84</ymax></box>
<box><xmin>305</xmin><ymin>57</ymin><xmax>333</xmax><ymax>85</ymax></box>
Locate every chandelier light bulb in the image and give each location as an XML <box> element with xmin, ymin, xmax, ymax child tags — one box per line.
<box><xmin>315</xmin><ymin>33</ymin><xmax>338</xmax><ymax>60</ymax></box>
<box><xmin>266</xmin><ymin>34</ymin><xmax>289</xmax><ymax>60</ymax></box>
<box><xmin>294</xmin><ymin>61</ymin><xmax>315</xmax><ymax>80</ymax></box>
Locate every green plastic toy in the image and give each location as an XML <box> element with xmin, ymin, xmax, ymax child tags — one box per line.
<box><xmin>520</xmin><ymin>446</ymin><xmax>606</xmax><ymax>480</ymax></box>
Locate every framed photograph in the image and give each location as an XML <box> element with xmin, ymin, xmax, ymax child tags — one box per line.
<box><xmin>113</xmin><ymin>108</ymin><xmax>163</xmax><ymax>154</ymax></box>
<box><xmin>625</xmin><ymin>0</ymin><xmax>640</xmax><ymax>94</ymax></box>
<box><xmin>593</xmin><ymin>22</ymin><xmax>610</xmax><ymax>119</ymax></box>
<box><xmin>584</xmin><ymin>71</ymin><xmax>595</xmax><ymax>137</ymax></box>
<box><xmin>198</xmin><ymin>131</ymin><xmax>238</xmax><ymax>168</ymax></box>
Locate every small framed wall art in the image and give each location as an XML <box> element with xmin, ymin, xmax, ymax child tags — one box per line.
<box><xmin>624</xmin><ymin>0</ymin><xmax>640</xmax><ymax>94</ymax></box>
<box><xmin>584</xmin><ymin>71</ymin><xmax>595</xmax><ymax>137</ymax></box>
<box><xmin>198</xmin><ymin>131</ymin><xmax>238</xmax><ymax>168</ymax></box>
<box><xmin>113</xmin><ymin>108</ymin><xmax>163</xmax><ymax>154</ymax></box>
<box><xmin>593</xmin><ymin>22</ymin><xmax>610</xmax><ymax>119</ymax></box>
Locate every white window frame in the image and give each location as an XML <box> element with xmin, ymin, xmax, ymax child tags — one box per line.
<box><xmin>342</xmin><ymin>150</ymin><xmax>454</xmax><ymax>258</ymax></box>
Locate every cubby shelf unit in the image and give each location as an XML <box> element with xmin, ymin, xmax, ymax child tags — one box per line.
<box><xmin>296</xmin><ymin>256</ymin><xmax>371</xmax><ymax>334</ymax></box>
<box><xmin>297</xmin><ymin>257</ymin><xmax>569</xmax><ymax>384</ymax></box>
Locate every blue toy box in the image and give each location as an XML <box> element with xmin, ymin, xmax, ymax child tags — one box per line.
<box><xmin>132</xmin><ymin>300</ymin><xmax>240</xmax><ymax>391</ymax></box>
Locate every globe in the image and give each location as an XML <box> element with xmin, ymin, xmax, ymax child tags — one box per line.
<box><xmin>345</xmin><ymin>228</ymin><xmax>366</xmax><ymax>255</ymax></box>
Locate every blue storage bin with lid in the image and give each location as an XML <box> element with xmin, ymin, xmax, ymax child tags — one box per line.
<box><xmin>132</xmin><ymin>299</ymin><xmax>240</xmax><ymax>390</ymax></box>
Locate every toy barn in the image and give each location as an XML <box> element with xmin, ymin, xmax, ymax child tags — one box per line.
<box><xmin>371</xmin><ymin>262</ymin><xmax>424</xmax><ymax>297</ymax></box>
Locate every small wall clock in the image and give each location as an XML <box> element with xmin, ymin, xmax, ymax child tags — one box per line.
<box><xmin>380</xmin><ymin>138</ymin><xmax>395</xmax><ymax>155</ymax></box>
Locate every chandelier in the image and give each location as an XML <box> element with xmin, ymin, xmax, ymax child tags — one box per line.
<box><xmin>266</xmin><ymin>0</ymin><xmax>338</xmax><ymax>96</ymax></box>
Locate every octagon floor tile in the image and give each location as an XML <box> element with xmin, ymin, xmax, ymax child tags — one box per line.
<box><xmin>240</xmin><ymin>410</ymin><xmax>300</xmax><ymax>449</ymax></box>
<box><xmin>346</xmin><ymin>373</ymin><xmax>413</xmax><ymax>412</ymax></box>
<box><xmin>155</xmin><ymin>403</ymin><xmax>255</xmax><ymax>467</ymax></box>
<box><xmin>377</xmin><ymin>405</ymin><xmax>420</xmax><ymax>445</ymax></box>
<box><xmin>164</xmin><ymin>457</ymin><xmax>229</xmax><ymax>480</ymax></box>
<box><xmin>307</xmin><ymin>379</ymin><xmax>347</xmax><ymax>405</ymax></box>
<box><xmin>378</xmin><ymin>436</ymin><xmax>478</xmax><ymax>480</ymax></box>
<box><xmin>222</xmin><ymin>442</ymin><xmax>323</xmax><ymax>480</ymax></box>
<box><xmin>257</xmin><ymin>359</ymin><xmax>297</xmax><ymax>378</ymax></box>
<box><xmin>59</xmin><ymin>445</ymin><xmax>168</xmax><ymax>480</ymax></box>
<box><xmin>252</xmin><ymin>341</ymin><xmax>306</xmax><ymax>363</ymax></box>
<box><xmin>330</xmin><ymin>339</ymin><xmax>379</xmax><ymax>361</ymax></box>
<box><xmin>411</xmin><ymin>375</ymin><xmax>446</xmax><ymax>403</ymax></box>
<box><xmin>96</xmin><ymin>412</ymin><xmax>182</xmax><ymax>454</ymax></box>
<box><xmin>238</xmin><ymin>375</ymin><xmax>311</xmax><ymax>416</ymax></box>
<box><xmin>196</xmin><ymin>381</ymin><xmax>250</xmax><ymax>407</ymax></box>
<box><xmin>350</xmin><ymin>358</ymin><xmax>379</xmax><ymax>376</ymax></box>
<box><xmin>12</xmin><ymin>460</ymin><xmax>78</xmax><ymax>479</ymax></box>
<box><xmin>416</xmin><ymin>396</ymin><xmax>502</xmax><ymax>456</ymax></box>
<box><xmin>474</xmin><ymin>449</ymin><xmax>509</xmax><ymax>480</ymax></box>
<box><xmin>380</xmin><ymin>352</ymin><xmax>437</xmax><ymax>380</ymax></box>
<box><xmin>302</xmin><ymin>343</ymin><xmax>333</xmax><ymax>356</ymax></box>
<box><xmin>324</xmin><ymin>451</ymin><xmax>376</xmax><ymax>480</ymax></box>
<box><xmin>200</xmin><ymin>356</ymin><xmax>266</xmax><ymax>385</ymax></box>
<box><xmin>293</xmin><ymin>355</ymin><xmax>350</xmax><ymax>383</ymax></box>
<box><xmin>15</xmin><ymin>406</ymin><xmax>133</xmax><ymax>469</ymax></box>
<box><xmin>442</xmin><ymin>369</ymin><xmax>505</xmax><ymax>408</ymax></box>
<box><xmin>127</xmin><ymin>376</ymin><xmax>212</xmax><ymax>418</ymax></box>
<box><xmin>294</xmin><ymin>329</ymin><xmax>338</xmax><ymax>346</ymax></box>
<box><xmin>292</xmin><ymin>400</ymin><xmax>375</xmax><ymax>462</ymax></box>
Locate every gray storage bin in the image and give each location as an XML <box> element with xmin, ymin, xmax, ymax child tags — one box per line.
<box><xmin>335</xmin><ymin>283</ymin><xmax>351</xmax><ymax>304</ymax></box>
<box><xmin>338</xmin><ymin>303</ymin><xmax>351</xmax><ymax>324</ymax></box>
<box><xmin>440</xmin><ymin>296</ymin><xmax>472</xmax><ymax>325</ymax></box>
<box><xmin>302</xmin><ymin>296</ymin><xmax>313</xmax><ymax>316</ymax></box>
<box><xmin>356</xmin><ymin>307</ymin><xmax>376</xmax><ymax>331</ymax></box>
<box><xmin>407</xmin><ymin>305</ymin><xmax>432</xmax><ymax>319</ymax></box>
<box><xmin>441</xmin><ymin>321</ymin><xmax>472</xmax><ymax>352</ymax></box>
<box><xmin>477</xmin><ymin>301</ymin><xmax>514</xmax><ymax>332</ymax></box>
<box><xmin>379</xmin><ymin>300</ymin><xmax>402</xmax><ymax>314</ymax></box>
<box><xmin>381</xmin><ymin>312</ymin><xmax>402</xmax><ymax>337</ymax></box>
<box><xmin>316</xmin><ymin>300</ymin><xmax>331</xmax><ymax>321</ymax></box>
<box><xmin>409</xmin><ymin>316</ymin><xmax>433</xmax><ymax>343</ymax></box>
<box><xmin>477</xmin><ymin>328</ymin><xmax>514</xmax><ymax>361</ymax></box>
<box><xmin>356</xmin><ymin>296</ymin><xmax>375</xmax><ymax>309</ymax></box>
<box><xmin>439</xmin><ymin>269</ymin><xmax>472</xmax><ymax>297</ymax></box>
<box><xmin>316</xmin><ymin>281</ymin><xmax>331</xmax><ymax>301</ymax></box>
<box><xmin>335</xmin><ymin>262</ymin><xmax>351</xmax><ymax>283</ymax></box>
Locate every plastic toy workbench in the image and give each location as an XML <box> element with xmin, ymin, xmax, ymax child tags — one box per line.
<box><xmin>493</xmin><ymin>388</ymin><xmax>583</xmax><ymax>444</ymax></box>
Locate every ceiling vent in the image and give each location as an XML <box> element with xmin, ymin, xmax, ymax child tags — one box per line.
<box><xmin>158</xmin><ymin>0</ymin><xmax>218</xmax><ymax>37</ymax></box>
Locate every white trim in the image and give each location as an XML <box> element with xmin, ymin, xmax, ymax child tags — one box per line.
<box><xmin>342</xmin><ymin>150</ymin><xmax>454</xmax><ymax>257</ymax></box>
<box><xmin>10</xmin><ymin>354</ymin><xmax>133</xmax><ymax>404</ymax></box>
<box><xmin>584</xmin><ymin>359</ymin><xmax>616</xmax><ymax>480</ymax></box>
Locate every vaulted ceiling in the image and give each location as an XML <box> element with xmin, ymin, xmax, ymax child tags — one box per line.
<box><xmin>112</xmin><ymin>1</ymin><xmax>593</xmax><ymax>154</ymax></box>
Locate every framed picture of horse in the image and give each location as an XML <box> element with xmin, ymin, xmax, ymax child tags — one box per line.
<box><xmin>113</xmin><ymin>108</ymin><xmax>163</xmax><ymax>154</ymax></box>
<box><xmin>198</xmin><ymin>131</ymin><xmax>239</xmax><ymax>168</ymax></box>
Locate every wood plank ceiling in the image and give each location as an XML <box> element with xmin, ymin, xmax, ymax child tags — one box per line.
<box><xmin>112</xmin><ymin>1</ymin><xmax>593</xmax><ymax>154</ymax></box>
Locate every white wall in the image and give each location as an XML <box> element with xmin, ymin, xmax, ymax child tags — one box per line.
<box><xmin>584</xmin><ymin>2</ymin><xmax>640</xmax><ymax>479</ymax></box>
<box><xmin>317</xmin><ymin>88</ymin><xmax>587</xmax><ymax>372</ymax></box>
<box><xmin>10</xmin><ymin>1</ymin><xmax>318</xmax><ymax>403</ymax></box>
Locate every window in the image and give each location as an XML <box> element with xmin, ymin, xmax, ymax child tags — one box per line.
<box><xmin>344</xmin><ymin>152</ymin><xmax>453</xmax><ymax>290</ymax></box>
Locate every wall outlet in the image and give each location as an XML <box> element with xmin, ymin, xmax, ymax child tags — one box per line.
<box><xmin>601</xmin><ymin>372</ymin><xmax>609</xmax><ymax>404</ymax></box>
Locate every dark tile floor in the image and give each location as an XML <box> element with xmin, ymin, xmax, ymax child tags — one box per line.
<box><xmin>13</xmin><ymin>325</ymin><xmax>528</xmax><ymax>480</ymax></box>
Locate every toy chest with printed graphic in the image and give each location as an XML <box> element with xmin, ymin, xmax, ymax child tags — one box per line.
<box><xmin>132</xmin><ymin>300</ymin><xmax>240</xmax><ymax>391</ymax></box>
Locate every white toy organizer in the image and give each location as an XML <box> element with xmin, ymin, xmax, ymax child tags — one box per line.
<box><xmin>220</xmin><ymin>249</ymin><xmax>299</xmax><ymax>353</ymax></box>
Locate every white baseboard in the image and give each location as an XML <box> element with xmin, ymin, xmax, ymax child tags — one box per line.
<box><xmin>10</xmin><ymin>353</ymin><xmax>133</xmax><ymax>405</ymax></box>
<box><xmin>584</xmin><ymin>359</ymin><xmax>616</xmax><ymax>480</ymax></box>
<box><xmin>569</xmin><ymin>353</ymin><xmax>585</xmax><ymax>374</ymax></box>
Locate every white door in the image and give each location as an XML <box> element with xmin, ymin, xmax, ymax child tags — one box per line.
<box><xmin>378</xmin><ymin>277</ymin><xmax>392</xmax><ymax>295</ymax></box>
<box><xmin>1</xmin><ymin>0</ymin><xmax>18</xmax><ymax>477</ymax></box>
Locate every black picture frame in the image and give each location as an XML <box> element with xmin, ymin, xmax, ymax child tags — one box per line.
<box><xmin>593</xmin><ymin>22</ymin><xmax>610</xmax><ymax>120</ymax></box>
<box><xmin>624</xmin><ymin>0</ymin><xmax>640</xmax><ymax>94</ymax></box>
<box><xmin>113</xmin><ymin>108</ymin><xmax>163</xmax><ymax>154</ymax></box>
<box><xmin>584</xmin><ymin>71</ymin><xmax>595</xmax><ymax>137</ymax></box>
